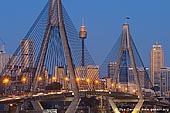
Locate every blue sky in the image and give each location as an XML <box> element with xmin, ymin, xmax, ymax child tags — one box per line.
<box><xmin>0</xmin><ymin>0</ymin><xmax>170</xmax><ymax>67</ymax></box>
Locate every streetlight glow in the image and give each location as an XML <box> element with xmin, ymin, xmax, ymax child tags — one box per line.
<box><xmin>65</xmin><ymin>77</ymin><xmax>68</xmax><ymax>81</ymax></box>
<box><xmin>86</xmin><ymin>78</ymin><xmax>90</xmax><ymax>83</ymax></box>
<box><xmin>133</xmin><ymin>89</ymin><xmax>136</xmax><ymax>93</ymax></box>
<box><xmin>111</xmin><ymin>83</ymin><xmax>115</xmax><ymax>87</ymax></box>
<box><xmin>21</xmin><ymin>77</ymin><xmax>27</xmax><ymax>83</ymax></box>
<box><xmin>94</xmin><ymin>80</ymin><xmax>99</xmax><ymax>84</ymax></box>
<box><xmin>52</xmin><ymin>77</ymin><xmax>57</xmax><ymax>81</ymax></box>
<box><xmin>118</xmin><ymin>85</ymin><xmax>121</xmax><ymax>89</ymax></box>
<box><xmin>3</xmin><ymin>78</ymin><xmax>9</xmax><ymax>84</ymax></box>
<box><xmin>38</xmin><ymin>76</ymin><xmax>43</xmax><ymax>81</ymax></box>
<box><xmin>76</xmin><ymin>77</ymin><xmax>80</xmax><ymax>82</ymax></box>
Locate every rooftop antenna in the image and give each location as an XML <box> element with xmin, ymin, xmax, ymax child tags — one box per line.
<box><xmin>125</xmin><ymin>16</ymin><xmax>130</xmax><ymax>24</ymax></box>
<box><xmin>0</xmin><ymin>36</ymin><xmax>5</xmax><ymax>53</ymax></box>
<box><xmin>82</xmin><ymin>17</ymin><xmax>84</xmax><ymax>26</ymax></box>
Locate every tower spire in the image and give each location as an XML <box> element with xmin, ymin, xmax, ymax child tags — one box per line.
<box><xmin>125</xmin><ymin>16</ymin><xmax>130</xmax><ymax>24</ymax></box>
<box><xmin>79</xmin><ymin>18</ymin><xmax>87</xmax><ymax>66</ymax></box>
<box><xmin>82</xmin><ymin>17</ymin><xmax>84</xmax><ymax>26</ymax></box>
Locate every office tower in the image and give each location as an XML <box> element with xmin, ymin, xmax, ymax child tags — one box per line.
<box><xmin>138</xmin><ymin>67</ymin><xmax>149</xmax><ymax>89</ymax></box>
<box><xmin>108</xmin><ymin>62</ymin><xmax>117</xmax><ymax>79</ymax></box>
<box><xmin>75</xmin><ymin>65</ymin><xmax>99</xmax><ymax>90</ymax></box>
<box><xmin>20</xmin><ymin>39</ymin><xmax>34</xmax><ymax>68</ymax></box>
<box><xmin>150</xmin><ymin>42</ymin><xmax>164</xmax><ymax>87</ymax></box>
<box><xmin>160</xmin><ymin>67</ymin><xmax>170</xmax><ymax>97</ymax></box>
<box><xmin>55</xmin><ymin>66</ymin><xmax>66</xmax><ymax>89</ymax></box>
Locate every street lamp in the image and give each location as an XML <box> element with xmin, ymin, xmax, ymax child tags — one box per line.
<box><xmin>132</xmin><ymin>89</ymin><xmax>136</xmax><ymax>93</ymax></box>
<box><xmin>125</xmin><ymin>87</ymin><xmax>128</xmax><ymax>91</ymax></box>
<box><xmin>118</xmin><ymin>85</ymin><xmax>121</xmax><ymax>89</ymax></box>
<box><xmin>38</xmin><ymin>76</ymin><xmax>43</xmax><ymax>81</ymax></box>
<box><xmin>65</xmin><ymin>76</ymin><xmax>68</xmax><ymax>81</ymax></box>
<box><xmin>64</xmin><ymin>76</ymin><xmax>69</xmax><ymax>90</ymax></box>
<box><xmin>21</xmin><ymin>77</ymin><xmax>27</xmax><ymax>83</ymax></box>
<box><xmin>111</xmin><ymin>83</ymin><xmax>115</xmax><ymax>87</ymax></box>
<box><xmin>86</xmin><ymin>78</ymin><xmax>90</xmax><ymax>83</ymax></box>
<box><xmin>3</xmin><ymin>77</ymin><xmax>9</xmax><ymax>85</ymax></box>
<box><xmin>76</xmin><ymin>77</ymin><xmax>80</xmax><ymax>82</ymax></box>
<box><xmin>3</xmin><ymin>77</ymin><xmax>9</xmax><ymax>95</ymax></box>
<box><xmin>94</xmin><ymin>80</ymin><xmax>99</xmax><ymax>85</ymax></box>
<box><xmin>52</xmin><ymin>76</ymin><xmax>57</xmax><ymax>83</ymax></box>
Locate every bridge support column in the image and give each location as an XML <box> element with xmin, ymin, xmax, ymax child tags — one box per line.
<box><xmin>132</xmin><ymin>99</ymin><xmax>144</xmax><ymax>113</ymax></box>
<box><xmin>108</xmin><ymin>97</ymin><xmax>120</xmax><ymax>113</ymax></box>
<box><xmin>15</xmin><ymin>104</ymin><xmax>22</xmax><ymax>113</ymax></box>
<box><xmin>153</xmin><ymin>105</ymin><xmax>157</xmax><ymax>113</ymax></box>
<box><xmin>31</xmin><ymin>101</ymin><xmax>43</xmax><ymax>111</ymax></box>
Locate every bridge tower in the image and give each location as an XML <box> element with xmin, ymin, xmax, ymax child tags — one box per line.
<box><xmin>109</xmin><ymin>23</ymin><xmax>144</xmax><ymax>113</ymax></box>
<box><xmin>31</xmin><ymin>0</ymin><xmax>80</xmax><ymax>112</ymax></box>
<box><xmin>100</xmin><ymin>22</ymin><xmax>152</xmax><ymax>113</ymax></box>
<box><xmin>0</xmin><ymin>0</ymin><xmax>82</xmax><ymax>112</ymax></box>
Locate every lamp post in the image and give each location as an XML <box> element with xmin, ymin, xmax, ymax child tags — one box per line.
<box><xmin>21</xmin><ymin>77</ymin><xmax>27</xmax><ymax>92</ymax></box>
<box><xmin>86</xmin><ymin>78</ymin><xmax>90</xmax><ymax>90</ymax></box>
<box><xmin>94</xmin><ymin>80</ymin><xmax>99</xmax><ymax>90</ymax></box>
<box><xmin>3</xmin><ymin>77</ymin><xmax>9</xmax><ymax>95</ymax></box>
<box><xmin>64</xmin><ymin>76</ymin><xmax>69</xmax><ymax>90</ymax></box>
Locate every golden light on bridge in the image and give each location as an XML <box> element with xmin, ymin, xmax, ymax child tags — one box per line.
<box><xmin>86</xmin><ymin>78</ymin><xmax>90</xmax><ymax>83</ymax></box>
<box><xmin>118</xmin><ymin>85</ymin><xmax>121</xmax><ymax>89</ymax></box>
<box><xmin>133</xmin><ymin>89</ymin><xmax>136</xmax><ymax>93</ymax></box>
<box><xmin>38</xmin><ymin>76</ymin><xmax>43</xmax><ymax>81</ymax></box>
<box><xmin>94</xmin><ymin>80</ymin><xmax>99</xmax><ymax>84</ymax></box>
<box><xmin>111</xmin><ymin>83</ymin><xmax>115</xmax><ymax>87</ymax></box>
<box><xmin>52</xmin><ymin>77</ymin><xmax>57</xmax><ymax>81</ymax></box>
<box><xmin>76</xmin><ymin>77</ymin><xmax>80</xmax><ymax>82</ymax></box>
<box><xmin>21</xmin><ymin>77</ymin><xmax>27</xmax><ymax>83</ymax></box>
<box><xmin>65</xmin><ymin>76</ymin><xmax>69</xmax><ymax>81</ymax></box>
<box><xmin>3</xmin><ymin>78</ymin><xmax>9</xmax><ymax>84</ymax></box>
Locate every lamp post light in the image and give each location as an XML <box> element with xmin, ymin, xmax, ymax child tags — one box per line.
<box><xmin>86</xmin><ymin>78</ymin><xmax>90</xmax><ymax>90</ymax></box>
<box><xmin>21</xmin><ymin>77</ymin><xmax>27</xmax><ymax>92</ymax></box>
<box><xmin>21</xmin><ymin>77</ymin><xmax>27</xmax><ymax>83</ymax></box>
<box><xmin>52</xmin><ymin>76</ymin><xmax>57</xmax><ymax>83</ymax></box>
<box><xmin>76</xmin><ymin>77</ymin><xmax>80</xmax><ymax>82</ymax></box>
<box><xmin>3</xmin><ymin>77</ymin><xmax>9</xmax><ymax>85</ymax></box>
<box><xmin>64</xmin><ymin>76</ymin><xmax>69</xmax><ymax>90</ymax></box>
<box><xmin>38</xmin><ymin>76</ymin><xmax>43</xmax><ymax>81</ymax></box>
<box><xmin>3</xmin><ymin>77</ymin><xmax>9</xmax><ymax>95</ymax></box>
<box><xmin>94</xmin><ymin>80</ymin><xmax>99</xmax><ymax>90</ymax></box>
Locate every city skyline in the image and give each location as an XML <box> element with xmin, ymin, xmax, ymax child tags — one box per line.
<box><xmin>0</xmin><ymin>0</ymin><xmax>170</xmax><ymax>67</ymax></box>
<box><xmin>0</xmin><ymin>1</ymin><xmax>169</xmax><ymax>112</ymax></box>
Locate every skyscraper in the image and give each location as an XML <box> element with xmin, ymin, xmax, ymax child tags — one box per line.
<box><xmin>160</xmin><ymin>67</ymin><xmax>170</xmax><ymax>97</ymax></box>
<box><xmin>20</xmin><ymin>39</ymin><xmax>34</xmax><ymax>68</ymax></box>
<box><xmin>150</xmin><ymin>42</ymin><xmax>164</xmax><ymax>87</ymax></box>
<box><xmin>108</xmin><ymin>62</ymin><xmax>117</xmax><ymax>79</ymax></box>
<box><xmin>0</xmin><ymin>51</ymin><xmax>10</xmax><ymax>73</ymax></box>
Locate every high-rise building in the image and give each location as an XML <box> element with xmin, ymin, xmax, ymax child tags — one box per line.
<box><xmin>75</xmin><ymin>65</ymin><xmax>99</xmax><ymax>90</ymax></box>
<box><xmin>137</xmin><ymin>67</ymin><xmax>150</xmax><ymax>89</ymax></box>
<box><xmin>150</xmin><ymin>42</ymin><xmax>164</xmax><ymax>87</ymax></box>
<box><xmin>0</xmin><ymin>51</ymin><xmax>10</xmax><ymax>73</ymax></box>
<box><xmin>108</xmin><ymin>62</ymin><xmax>117</xmax><ymax>79</ymax></box>
<box><xmin>55</xmin><ymin>66</ymin><xmax>66</xmax><ymax>89</ymax></box>
<box><xmin>20</xmin><ymin>39</ymin><xmax>34</xmax><ymax>68</ymax></box>
<box><xmin>160</xmin><ymin>67</ymin><xmax>170</xmax><ymax>97</ymax></box>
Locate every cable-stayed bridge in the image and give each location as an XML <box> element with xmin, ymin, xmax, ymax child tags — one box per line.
<box><xmin>0</xmin><ymin>0</ymin><xmax>169</xmax><ymax>113</ymax></box>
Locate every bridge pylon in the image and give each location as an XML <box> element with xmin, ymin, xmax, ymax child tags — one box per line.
<box><xmin>31</xmin><ymin>0</ymin><xmax>80</xmax><ymax>112</ymax></box>
<box><xmin>108</xmin><ymin>23</ymin><xmax>144</xmax><ymax>113</ymax></box>
<box><xmin>1</xmin><ymin>0</ymin><xmax>81</xmax><ymax>112</ymax></box>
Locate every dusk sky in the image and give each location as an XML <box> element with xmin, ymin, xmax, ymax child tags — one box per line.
<box><xmin>0</xmin><ymin>0</ymin><xmax>170</xmax><ymax>67</ymax></box>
